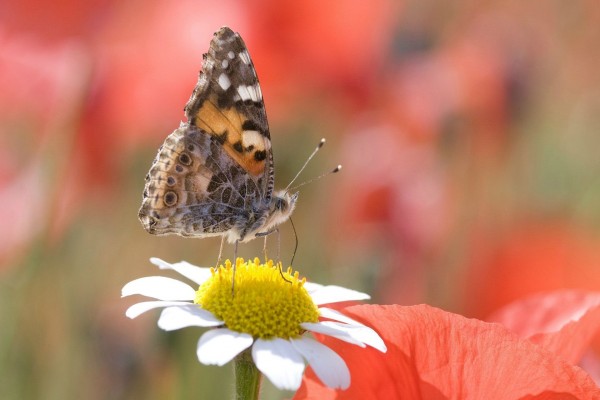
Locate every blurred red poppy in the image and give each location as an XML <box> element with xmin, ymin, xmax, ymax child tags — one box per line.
<box><xmin>330</xmin><ymin>116</ymin><xmax>451</xmax><ymax>304</ymax></box>
<box><xmin>92</xmin><ymin>1</ymin><xmax>244</xmax><ymax>145</ymax></box>
<box><xmin>242</xmin><ymin>0</ymin><xmax>399</xmax><ymax>121</ymax></box>
<box><xmin>466</xmin><ymin>221</ymin><xmax>600</xmax><ymax>319</ymax></box>
<box><xmin>295</xmin><ymin>304</ymin><xmax>599</xmax><ymax>399</ymax></box>
<box><xmin>1</xmin><ymin>0</ymin><xmax>110</xmax><ymax>43</ymax></box>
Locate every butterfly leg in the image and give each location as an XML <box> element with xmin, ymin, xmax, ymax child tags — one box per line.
<box><xmin>256</xmin><ymin>228</ymin><xmax>280</xmax><ymax>263</ymax></box>
<box><xmin>231</xmin><ymin>239</ymin><xmax>239</xmax><ymax>296</ymax></box>
<box><xmin>272</xmin><ymin>228</ymin><xmax>290</xmax><ymax>283</ymax></box>
<box><xmin>216</xmin><ymin>236</ymin><xmax>225</xmax><ymax>268</ymax></box>
<box><xmin>263</xmin><ymin>235</ymin><xmax>269</xmax><ymax>263</ymax></box>
<box><xmin>256</xmin><ymin>228</ymin><xmax>288</xmax><ymax>283</ymax></box>
<box><xmin>275</xmin><ymin>227</ymin><xmax>281</xmax><ymax>263</ymax></box>
<box><xmin>274</xmin><ymin>228</ymin><xmax>290</xmax><ymax>282</ymax></box>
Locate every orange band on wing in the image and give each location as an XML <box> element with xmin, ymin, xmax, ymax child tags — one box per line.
<box><xmin>193</xmin><ymin>95</ymin><xmax>268</xmax><ymax>176</ymax></box>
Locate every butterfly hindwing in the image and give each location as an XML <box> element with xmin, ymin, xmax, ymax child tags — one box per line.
<box><xmin>139</xmin><ymin>124</ymin><xmax>264</xmax><ymax>237</ymax></box>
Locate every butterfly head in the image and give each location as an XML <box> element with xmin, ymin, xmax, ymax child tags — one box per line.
<box><xmin>265</xmin><ymin>190</ymin><xmax>299</xmax><ymax>229</ymax></box>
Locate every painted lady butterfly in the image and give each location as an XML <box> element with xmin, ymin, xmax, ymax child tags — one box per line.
<box><xmin>138</xmin><ymin>27</ymin><xmax>297</xmax><ymax>256</ymax></box>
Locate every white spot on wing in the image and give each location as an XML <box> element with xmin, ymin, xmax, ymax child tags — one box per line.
<box><xmin>237</xmin><ymin>85</ymin><xmax>252</xmax><ymax>101</ymax></box>
<box><xmin>236</xmin><ymin>84</ymin><xmax>261</xmax><ymax>102</ymax></box>
<box><xmin>239</xmin><ymin>50</ymin><xmax>251</xmax><ymax>65</ymax></box>
<box><xmin>221</xmin><ymin>59</ymin><xmax>229</xmax><ymax>69</ymax></box>
<box><xmin>242</xmin><ymin>130</ymin><xmax>265</xmax><ymax>149</ymax></box>
<box><xmin>256</xmin><ymin>84</ymin><xmax>262</xmax><ymax>102</ymax></box>
<box><xmin>247</xmin><ymin>84</ymin><xmax>262</xmax><ymax>101</ymax></box>
<box><xmin>218</xmin><ymin>73</ymin><xmax>231</xmax><ymax>90</ymax></box>
<box><xmin>228</xmin><ymin>51</ymin><xmax>235</xmax><ymax>59</ymax></box>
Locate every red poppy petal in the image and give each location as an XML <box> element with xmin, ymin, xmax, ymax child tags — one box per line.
<box><xmin>294</xmin><ymin>305</ymin><xmax>599</xmax><ymax>399</ymax></box>
<box><xmin>488</xmin><ymin>290</ymin><xmax>600</xmax><ymax>364</ymax></box>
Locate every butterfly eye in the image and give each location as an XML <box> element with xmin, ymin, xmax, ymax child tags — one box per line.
<box><xmin>275</xmin><ymin>198</ymin><xmax>287</xmax><ymax>211</ymax></box>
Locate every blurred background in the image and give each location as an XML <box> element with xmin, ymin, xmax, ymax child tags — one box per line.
<box><xmin>2</xmin><ymin>1</ymin><xmax>600</xmax><ymax>399</ymax></box>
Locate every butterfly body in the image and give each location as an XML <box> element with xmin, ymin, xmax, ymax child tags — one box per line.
<box><xmin>138</xmin><ymin>27</ymin><xmax>298</xmax><ymax>244</ymax></box>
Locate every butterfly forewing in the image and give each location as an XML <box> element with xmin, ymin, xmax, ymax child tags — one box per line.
<box><xmin>184</xmin><ymin>27</ymin><xmax>274</xmax><ymax>199</ymax></box>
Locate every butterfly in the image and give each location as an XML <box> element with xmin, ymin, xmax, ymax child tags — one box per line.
<box><xmin>138</xmin><ymin>27</ymin><xmax>298</xmax><ymax>259</ymax></box>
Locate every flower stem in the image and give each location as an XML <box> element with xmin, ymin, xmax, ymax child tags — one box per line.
<box><xmin>234</xmin><ymin>348</ymin><xmax>262</xmax><ymax>400</ymax></box>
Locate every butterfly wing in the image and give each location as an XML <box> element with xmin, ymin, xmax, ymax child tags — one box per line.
<box><xmin>138</xmin><ymin>27</ymin><xmax>273</xmax><ymax>239</ymax></box>
<box><xmin>184</xmin><ymin>27</ymin><xmax>274</xmax><ymax>202</ymax></box>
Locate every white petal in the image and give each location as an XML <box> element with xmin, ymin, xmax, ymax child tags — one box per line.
<box><xmin>150</xmin><ymin>257</ymin><xmax>211</xmax><ymax>285</ymax></box>
<box><xmin>125</xmin><ymin>301</ymin><xmax>192</xmax><ymax>319</ymax></box>
<box><xmin>319</xmin><ymin>307</ymin><xmax>364</xmax><ymax>325</ymax></box>
<box><xmin>304</xmin><ymin>321</ymin><xmax>387</xmax><ymax>352</ymax></box>
<box><xmin>197</xmin><ymin>328</ymin><xmax>253</xmax><ymax>366</ymax></box>
<box><xmin>309</xmin><ymin>285</ymin><xmax>370</xmax><ymax>305</ymax></box>
<box><xmin>343</xmin><ymin>324</ymin><xmax>386</xmax><ymax>352</ymax></box>
<box><xmin>291</xmin><ymin>337</ymin><xmax>350</xmax><ymax>389</ymax></box>
<box><xmin>122</xmin><ymin>276</ymin><xmax>196</xmax><ymax>300</ymax></box>
<box><xmin>319</xmin><ymin>308</ymin><xmax>387</xmax><ymax>350</ymax></box>
<box><xmin>252</xmin><ymin>338</ymin><xmax>305</xmax><ymax>391</ymax></box>
<box><xmin>158</xmin><ymin>305</ymin><xmax>223</xmax><ymax>330</ymax></box>
<box><xmin>302</xmin><ymin>322</ymin><xmax>366</xmax><ymax>347</ymax></box>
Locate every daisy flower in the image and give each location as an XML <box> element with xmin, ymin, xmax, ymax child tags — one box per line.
<box><xmin>122</xmin><ymin>257</ymin><xmax>386</xmax><ymax>395</ymax></box>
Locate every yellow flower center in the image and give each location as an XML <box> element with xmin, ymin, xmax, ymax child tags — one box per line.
<box><xmin>195</xmin><ymin>258</ymin><xmax>319</xmax><ymax>339</ymax></box>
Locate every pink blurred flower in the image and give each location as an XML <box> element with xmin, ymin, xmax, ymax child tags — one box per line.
<box><xmin>0</xmin><ymin>33</ymin><xmax>89</xmax><ymax>269</ymax></box>
<box><xmin>489</xmin><ymin>290</ymin><xmax>600</xmax><ymax>366</ymax></box>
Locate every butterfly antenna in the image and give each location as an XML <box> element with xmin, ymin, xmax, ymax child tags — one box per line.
<box><xmin>285</xmin><ymin>138</ymin><xmax>327</xmax><ymax>192</ymax></box>
<box><xmin>288</xmin><ymin>164</ymin><xmax>342</xmax><ymax>192</ymax></box>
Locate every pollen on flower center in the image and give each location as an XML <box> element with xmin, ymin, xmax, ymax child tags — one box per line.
<box><xmin>195</xmin><ymin>258</ymin><xmax>319</xmax><ymax>339</ymax></box>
